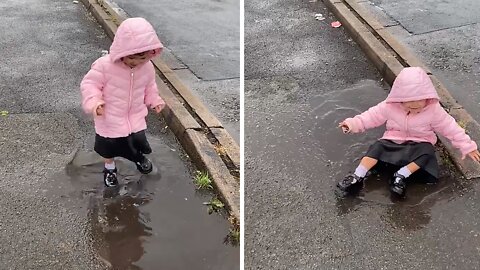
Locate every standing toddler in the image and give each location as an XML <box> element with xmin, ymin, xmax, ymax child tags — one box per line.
<box><xmin>81</xmin><ymin>18</ymin><xmax>165</xmax><ymax>187</ymax></box>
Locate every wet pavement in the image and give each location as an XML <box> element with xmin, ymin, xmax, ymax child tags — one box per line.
<box><xmin>363</xmin><ymin>0</ymin><xmax>480</xmax><ymax>121</ymax></box>
<box><xmin>49</xmin><ymin>136</ymin><xmax>239</xmax><ymax>269</ymax></box>
<box><xmin>0</xmin><ymin>0</ymin><xmax>238</xmax><ymax>268</ymax></box>
<box><xmin>245</xmin><ymin>0</ymin><xmax>480</xmax><ymax>269</ymax></box>
<box><xmin>113</xmin><ymin>0</ymin><xmax>240</xmax><ymax>143</ymax></box>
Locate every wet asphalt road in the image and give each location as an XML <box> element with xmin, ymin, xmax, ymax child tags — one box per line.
<box><xmin>113</xmin><ymin>0</ymin><xmax>240</xmax><ymax>143</ymax></box>
<box><xmin>245</xmin><ymin>0</ymin><xmax>480</xmax><ymax>269</ymax></box>
<box><xmin>0</xmin><ymin>0</ymin><xmax>238</xmax><ymax>268</ymax></box>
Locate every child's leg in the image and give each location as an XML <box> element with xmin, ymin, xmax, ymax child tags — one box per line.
<box><xmin>103</xmin><ymin>158</ymin><xmax>118</xmax><ymax>187</ymax></box>
<box><xmin>104</xmin><ymin>158</ymin><xmax>115</xmax><ymax>170</ymax></box>
<box><xmin>391</xmin><ymin>162</ymin><xmax>420</xmax><ymax>197</ymax></box>
<box><xmin>124</xmin><ymin>132</ymin><xmax>153</xmax><ymax>174</ymax></box>
<box><xmin>132</xmin><ymin>131</ymin><xmax>152</xmax><ymax>155</ymax></box>
<box><xmin>396</xmin><ymin>162</ymin><xmax>420</xmax><ymax>178</ymax></box>
<box><xmin>354</xmin><ymin>156</ymin><xmax>378</xmax><ymax>178</ymax></box>
<box><xmin>337</xmin><ymin>156</ymin><xmax>378</xmax><ymax>192</ymax></box>
<box><xmin>94</xmin><ymin>134</ymin><xmax>120</xmax><ymax>187</ymax></box>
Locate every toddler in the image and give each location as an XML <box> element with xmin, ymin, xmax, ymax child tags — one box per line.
<box><xmin>81</xmin><ymin>18</ymin><xmax>165</xmax><ymax>187</ymax></box>
<box><xmin>337</xmin><ymin>67</ymin><xmax>480</xmax><ymax>197</ymax></box>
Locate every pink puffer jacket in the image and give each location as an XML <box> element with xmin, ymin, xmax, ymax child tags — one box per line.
<box><xmin>81</xmin><ymin>18</ymin><xmax>165</xmax><ymax>138</ymax></box>
<box><xmin>344</xmin><ymin>67</ymin><xmax>477</xmax><ymax>158</ymax></box>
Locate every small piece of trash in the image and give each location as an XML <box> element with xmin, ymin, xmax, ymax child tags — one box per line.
<box><xmin>314</xmin><ymin>13</ymin><xmax>325</xmax><ymax>21</ymax></box>
<box><xmin>73</xmin><ymin>0</ymin><xmax>79</xmax><ymax>3</ymax></box>
<box><xmin>101</xmin><ymin>50</ymin><xmax>109</xmax><ymax>56</ymax></box>
<box><xmin>170</xmin><ymin>148</ymin><xmax>176</xmax><ymax>152</ymax></box>
<box><xmin>0</xmin><ymin>111</ymin><xmax>8</xmax><ymax>116</ymax></box>
<box><xmin>331</xmin><ymin>21</ymin><xmax>342</xmax><ymax>28</ymax></box>
<box><xmin>133</xmin><ymin>203</ymin><xmax>139</xmax><ymax>207</ymax></box>
<box><xmin>184</xmin><ymin>198</ymin><xmax>188</xmax><ymax>201</ymax></box>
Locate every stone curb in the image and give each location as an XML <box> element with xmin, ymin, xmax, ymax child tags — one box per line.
<box><xmin>79</xmin><ymin>0</ymin><xmax>240</xmax><ymax>220</ymax></box>
<box><xmin>324</xmin><ymin>0</ymin><xmax>480</xmax><ymax>179</ymax></box>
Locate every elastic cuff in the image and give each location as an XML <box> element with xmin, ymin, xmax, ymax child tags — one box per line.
<box><xmin>345</xmin><ymin>118</ymin><xmax>359</xmax><ymax>133</ymax></box>
<box><xmin>93</xmin><ymin>101</ymin><xmax>105</xmax><ymax>116</ymax></box>
<box><xmin>152</xmin><ymin>102</ymin><xmax>165</xmax><ymax>110</ymax></box>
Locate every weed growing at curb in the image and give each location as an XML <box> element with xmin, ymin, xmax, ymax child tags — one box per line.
<box><xmin>226</xmin><ymin>228</ymin><xmax>240</xmax><ymax>246</ymax></box>
<box><xmin>436</xmin><ymin>144</ymin><xmax>457</xmax><ymax>175</ymax></box>
<box><xmin>203</xmin><ymin>197</ymin><xmax>224</xmax><ymax>214</ymax></box>
<box><xmin>224</xmin><ymin>215</ymin><xmax>240</xmax><ymax>246</ymax></box>
<box><xmin>457</xmin><ymin>120</ymin><xmax>467</xmax><ymax>130</ymax></box>
<box><xmin>194</xmin><ymin>171</ymin><xmax>213</xmax><ymax>190</ymax></box>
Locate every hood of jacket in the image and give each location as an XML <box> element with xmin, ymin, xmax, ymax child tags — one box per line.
<box><xmin>385</xmin><ymin>67</ymin><xmax>439</xmax><ymax>104</ymax></box>
<box><xmin>109</xmin><ymin>17</ymin><xmax>164</xmax><ymax>62</ymax></box>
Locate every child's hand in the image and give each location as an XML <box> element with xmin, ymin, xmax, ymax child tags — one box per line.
<box><xmin>466</xmin><ymin>150</ymin><xmax>480</xmax><ymax>162</ymax></box>
<box><xmin>338</xmin><ymin>121</ymin><xmax>351</xmax><ymax>134</ymax></box>
<box><xmin>96</xmin><ymin>105</ymin><xmax>104</xmax><ymax>116</ymax></box>
<box><xmin>153</xmin><ymin>104</ymin><xmax>163</xmax><ymax>114</ymax></box>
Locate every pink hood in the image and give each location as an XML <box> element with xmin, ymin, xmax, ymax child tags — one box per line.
<box><xmin>80</xmin><ymin>18</ymin><xmax>165</xmax><ymax>138</ymax></box>
<box><xmin>386</xmin><ymin>67</ymin><xmax>439</xmax><ymax>104</ymax></box>
<box><xmin>343</xmin><ymin>67</ymin><xmax>477</xmax><ymax>157</ymax></box>
<box><xmin>110</xmin><ymin>17</ymin><xmax>163</xmax><ymax>62</ymax></box>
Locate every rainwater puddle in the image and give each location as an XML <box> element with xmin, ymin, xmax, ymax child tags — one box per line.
<box><xmin>48</xmin><ymin>136</ymin><xmax>239</xmax><ymax>269</ymax></box>
<box><xmin>310</xmin><ymin>80</ymin><xmax>469</xmax><ymax>230</ymax></box>
<box><xmin>310</xmin><ymin>80</ymin><xmax>388</xmax><ymax>165</ymax></box>
<box><xmin>335</xmin><ymin>163</ymin><xmax>470</xmax><ymax>231</ymax></box>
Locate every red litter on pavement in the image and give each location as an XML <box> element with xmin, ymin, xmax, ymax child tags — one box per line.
<box><xmin>331</xmin><ymin>21</ymin><xmax>342</xmax><ymax>28</ymax></box>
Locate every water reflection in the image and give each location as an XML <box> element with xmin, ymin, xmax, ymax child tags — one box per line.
<box><xmin>90</xmin><ymin>187</ymin><xmax>152</xmax><ymax>270</ymax></box>
<box><xmin>57</xmin><ymin>146</ymin><xmax>239</xmax><ymax>269</ymax></box>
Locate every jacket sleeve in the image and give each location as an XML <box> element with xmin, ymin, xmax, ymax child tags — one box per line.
<box><xmin>431</xmin><ymin>105</ymin><xmax>477</xmax><ymax>157</ymax></box>
<box><xmin>80</xmin><ymin>60</ymin><xmax>105</xmax><ymax>115</ymax></box>
<box><xmin>344</xmin><ymin>101</ymin><xmax>388</xmax><ymax>133</ymax></box>
<box><xmin>144</xmin><ymin>67</ymin><xmax>165</xmax><ymax>110</ymax></box>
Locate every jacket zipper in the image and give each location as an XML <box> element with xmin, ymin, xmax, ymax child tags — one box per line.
<box><xmin>128</xmin><ymin>70</ymin><xmax>133</xmax><ymax>134</ymax></box>
<box><xmin>404</xmin><ymin>112</ymin><xmax>410</xmax><ymax>141</ymax></box>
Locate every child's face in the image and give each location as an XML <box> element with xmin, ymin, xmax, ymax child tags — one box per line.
<box><xmin>401</xmin><ymin>100</ymin><xmax>427</xmax><ymax>114</ymax></box>
<box><xmin>122</xmin><ymin>51</ymin><xmax>150</xmax><ymax>68</ymax></box>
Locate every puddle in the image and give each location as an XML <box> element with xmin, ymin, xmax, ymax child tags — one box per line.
<box><xmin>334</xmin><ymin>161</ymin><xmax>472</xmax><ymax>231</ymax></box>
<box><xmin>47</xmin><ymin>136</ymin><xmax>239</xmax><ymax>269</ymax></box>
<box><xmin>310</xmin><ymin>80</ymin><xmax>472</xmax><ymax>230</ymax></box>
<box><xmin>310</xmin><ymin>80</ymin><xmax>388</xmax><ymax>166</ymax></box>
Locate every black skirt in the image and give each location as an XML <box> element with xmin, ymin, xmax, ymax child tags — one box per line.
<box><xmin>365</xmin><ymin>139</ymin><xmax>438</xmax><ymax>179</ymax></box>
<box><xmin>94</xmin><ymin>130</ymin><xmax>152</xmax><ymax>162</ymax></box>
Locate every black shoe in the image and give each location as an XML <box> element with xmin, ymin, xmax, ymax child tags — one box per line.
<box><xmin>390</xmin><ymin>172</ymin><xmax>406</xmax><ymax>197</ymax></box>
<box><xmin>337</xmin><ymin>174</ymin><xmax>365</xmax><ymax>194</ymax></box>
<box><xmin>103</xmin><ymin>168</ymin><xmax>118</xmax><ymax>187</ymax></box>
<box><xmin>135</xmin><ymin>156</ymin><xmax>153</xmax><ymax>174</ymax></box>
